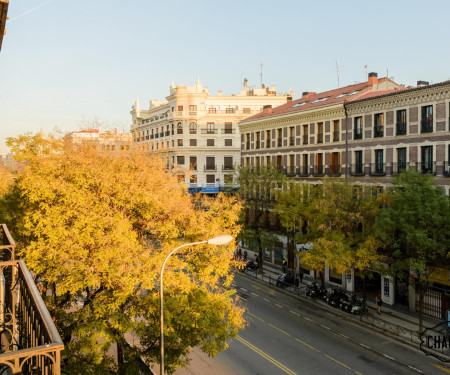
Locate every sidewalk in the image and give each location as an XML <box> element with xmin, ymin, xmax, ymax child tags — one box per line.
<box><xmin>239</xmin><ymin>256</ymin><xmax>450</xmax><ymax>363</ymax></box>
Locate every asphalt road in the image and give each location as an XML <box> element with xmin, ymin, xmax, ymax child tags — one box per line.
<box><xmin>175</xmin><ymin>273</ymin><xmax>450</xmax><ymax>375</ymax></box>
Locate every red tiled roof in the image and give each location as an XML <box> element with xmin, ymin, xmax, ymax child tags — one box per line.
<box><xmin>356</xmin><ymin>87</ymin><xmax>407</xmax><ymax>100</ymax></box>
<box><xmin>241</xmin><ymin>78</ymin><xmax>391</xmax><ymax>123</ymax></box>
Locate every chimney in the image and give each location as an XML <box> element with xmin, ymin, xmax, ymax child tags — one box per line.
<box><xmin>218</xmin><ymin>90</ymin><xmax>222</xmax><ymax>96</ymax></box>
<box><xmin>368</xmin><ymin>72</ymin><xmax>378</xmax><ymax>85</ymax></box>
<box><xmin>263</xmin><ymin>105</ymin><xmax>273</xmax><ymax>114</ymax></box>
<box><xmin>302</xmin><ymin>91</ymin><xmax>316</xmax><ymax>98</ymax></box>
<box><xmin>287</xmin><ymin>96</ymin><xmax>293</xmax><ymax>101</ymax></box>
<box><xmin>417</xmin><ymin>80</ymin><xmax>429</xmax><ymax>88</ymax></box>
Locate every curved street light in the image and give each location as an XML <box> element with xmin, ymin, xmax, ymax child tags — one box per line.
<box><xmin>160</xmin><ymin>235</ymin><xmax>233</xmax><ymax>374</ymax></box>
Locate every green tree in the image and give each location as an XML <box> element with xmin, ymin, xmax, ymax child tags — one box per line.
<box><xmin>237</xmin><ymin>164</ymin><xmax>284</xmax><ymax>271</ymax></box>
<box><xmin>2</xmin><ymin>137</ymin><xmax>245</xmax><ymax>374</ymax></box>
<box><xmin>376</xmin><ymin>170</ymin><xmax>450</xmax><ymax>331</ymax></box>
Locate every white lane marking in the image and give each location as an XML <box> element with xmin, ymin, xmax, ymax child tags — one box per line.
<box><xmin>408</xmin><ymin>365</ymin><xmax>423</xmax><ymax>373</ymax></box>
<box><xmin>231</xmin><ymin>283</ymin><xmax>237</xmax><ymax>287</ymax></box>
<box><xmin>275</xmin><ymin>304</ymin><xmax>283</xmax><ymax>308</ymax></box>
<box><xmin>263</xmin><ymin>298</ymin><xmax>270</xmax><ymax>302</ymax></box>
<box><xmin>304</xmin><ymin>317</ymin><xmax>313</xmax><ymax>322</ymax></box>
<box><xmin>251</xmin><ymin>292</ymin><xmax>259</xmax><ymax>296</ymax></box>
<box><xmin>289</xmin><ymin>310</ymin><xmax>299</xmax><ymax>316</ymax></box>
<box><xmin>383</xmin><ymin>354</ymin><xmax>395</xmax><ymax>361</ymax></box>
<box><xmin>339</xmin><ymin>334</ymin><xmax>350</xmax><ymax>339</ymax></box>
<box><xmin>360</xmin><ymin>343</ymin><xmax>370</xmax><ymax>349</ymax></box>
<box><xmin>320</xmin><ymin>325</ymin><xmax>330</xmax><ymax>330</ymax></box>
<box><xmin>241</xmin><ymin>288</ymin><xmax>248</xmax><ymax>291</ymax></box>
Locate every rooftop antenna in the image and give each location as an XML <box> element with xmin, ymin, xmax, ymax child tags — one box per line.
<box><xmin>364</xmin><ymin>65</ymin><xmax>368</xmax><ymax>81</ymax></box>
<box><xmin>260</xmin><ymin>62</ymin><xmax>263</xmax><ymax>87</ymax></box>
<box><xmin>335</xmin><ymin>60</ymin><xmax>340</xmax><ymax>88</ymax></box>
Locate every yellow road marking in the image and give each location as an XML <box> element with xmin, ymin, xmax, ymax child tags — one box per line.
<box><xmin>324</xmin><ymin>354</ymin><xmax>351</xmax><ymax>369</ymax></box>
<box><xmin>433</xmin><ymin>363</ymin><xmax>450</xmax><ymax>373</ymax></box>
<box><xmin>236</xmin><ymin>335</ymin><xmax>298</xmax><ymax>375</ymax></box>
<box><xmin>251</xmin><ymin>283</ymin><xmax>261</xmax><ymax>289</ymax></box>
<box><xmin>295</xmin><ymin>337</ymin><xmax>317</xmax><ymax>351</ymax></box>
<box><xmin>269</xmin><ymin>323</ymin><xmax>292</xmax><ymax>336</ymax></box>
<box><xmin>248</xmin><ymin>312</ymin><xmax>265</xmax><ymax>322</ymax></box>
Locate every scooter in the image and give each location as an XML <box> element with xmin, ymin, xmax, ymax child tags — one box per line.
<box><xmin>245</xmin><ymin>260</ymin><xmax>259</xmax><ymax>271</ymax></box>
<box><xmin>329</xmin><ymin>289</ymin><xmax>348</xmax><ymax>307</ymax></box>
<box><xmin>346</xmin><ymin>294</ymin><xmax>363</xmax><ymax>314</ymax></box>
<box><xmin>306</xmin><ymin>282</ymin><xmax>325</xmax><ymax>298</ymax></box>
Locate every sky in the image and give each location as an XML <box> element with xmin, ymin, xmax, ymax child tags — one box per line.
<box><xmin>1</xmin><ymin>0</ymin><xmax>450</xmax><ymax>154</ymax></box>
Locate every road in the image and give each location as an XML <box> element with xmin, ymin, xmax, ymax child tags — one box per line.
<box><xmin>175</xmin><ymin>273</ymin><xmax>450</xmax><ymax>375</ymax></box>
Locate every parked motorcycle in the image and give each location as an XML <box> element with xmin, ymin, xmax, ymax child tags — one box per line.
<box><xmin>329</xmin><ymin>289</ymin><xmax>348</xmax><ymax>308</ymax></box>
<box><xmin>245</xmin><ymin>260</ymin><xmax>258</xmax><ymax>271</ymax></box>
<box><xmin>306</xmin><ymin>282</ymin><xmax>325</xmax><ymax>298</ymax></box>
<box><xmin>344</xmin><ymin>294</ymin><xmax>363</xmax><ymax>314</ymax></box>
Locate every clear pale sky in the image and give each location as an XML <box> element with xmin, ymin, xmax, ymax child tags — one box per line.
<box><xmin>1</xmin><ymin>0</ymin><xmax>449</xmax><ymax>154</ymax></box>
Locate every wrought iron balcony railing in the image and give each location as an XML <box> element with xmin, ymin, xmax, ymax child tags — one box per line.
<box><xmin>0</xmin><ymin>224</ymin><xmax>64</xmax><ymax>375</ymax></box>
<box><xmin>349</xmin><ymin>163</ymin><xmax>365</xmax><ymax>176</ymax></box>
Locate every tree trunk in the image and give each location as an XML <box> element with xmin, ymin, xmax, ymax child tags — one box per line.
<box><xmin>117</xmin><ymin>339</ymin><xmax>124</xmax><ymax>369</ymax></box>
<box><xmin>319</xmin><ymin>269</ymin><xmax>325</xmax><ymax>287</ymax></box>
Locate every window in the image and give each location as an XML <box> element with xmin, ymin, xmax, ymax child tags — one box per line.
<box><xmin>354</xmin><ymin>151</ymin><xmax>363</xmax><ymax>175</ymax></box>
<box><xmin>301</xmin><ymin>154</ymin><xmax>308</xmax><ymax>175</ymax></box>
<box><xmin>177</xmin><ymin>175</ymin><xmax>185</xmax><ymax>183</ymax></box>
<box><xmin>208</xmin><ymin>107</ymin><xmax>217</xmax><ymax>114</ymax></box>
<box><xmin>303</xmin><ymin>125</ymin><xmax>308</xmax><ymax>144</ymax></box>
<box><xmin>396</xmin><ymin>110</ymin><xmax>407</xmax><ymax>135</ymax></box>
<box><xmin>224</xmin><ymin>156</ymin><xmax>233</xmax><ymax>170</ymax></box>
<box><xmin>315</xmin><ymin>153</ymin><xmax>324</xmax><ymax>175</ymax></box>
<box><xmin>348</xmin><ymin>90</ymin><xmax>361</xmax><ymax>96</ymax></box>
<box><xmin>421</xmin><ymin>146</ymin><xmax>433</xmax><ymax>173</ymax></box>
<box><xmin>277</xmin><ymin>129</ymin><xmax>282</xmax><ymax>147</ymax></box>
<box><xmin>243</xmin><ymin>108</ymin><xmax>251</xmax><ymax>114</ymax></box>
<box><xmin>289</xmin><ymin>127</ymin><xmax>295</xmax><ymax>146</ymax></box>
<box><xmin>421</xmin><ymin>105</ymin><xmax>433</xmax><ymax>133</ymax></box>
<box><xmin>189</xmin><ymin>105</ymin><xmax>197</xmax><ymax>112</ymax></box>
<box><xmin>177</xmin><ymin>156</ymin><xmax>185</xmax><ymax>165</ymax></box>
<box><xmin>266</xmin><ymin>156</ymin><xmax>271</xmax><ymax>165</ymax></box>
<box><xmin>207</xmin><ymin>139</ymin><xmax>214</xmax><ymax>146</ymax></box>
<box><xmin>256</xmin><ymin>132</ymin><xmax>261</xmax><ymax>149</ymax></box>
<box><xmin>206</xmin><ymin>175</ymin><xmax>215</xmax><ymax>184</ymax></box>
<box><xmin>190</xmin><ymin>139</ymin><xmax>197</xmax><ymax>146</ymax></box>
<box><xmin>206</xmin><ymin>157</ymin><xmax>215</xmax><ymax>170</ymax></box>
<box><xmin>224</xmin><ymin>122</ymin><xmax>233</xmax><ymax>134</ymax></box>
<box><xmin>354</xmin><ymin>117</ymin><xmax>362</xmax><ymax>140</ymax></box>
<box><xmin>397</xmin><ymin>147</ymin><xmax>406</xmax><ymax>173</ymax></box>
<box><xmin>177</xmin><ymin>105</ymin><xmax>183</xmax><ymax>112</ymax></box>
<box><xmin>292</xmin><ymin>101</ymin><xmax>308</xmax><ymax>108</ymax></box>
<box><xmin>190</xmin><ymin>175</ymin><xmax>197</xmax><ymax>184</ymax></box>
<box><xmin>374</xmin><ymin>113</ymin><xmax>384</xmax><ymax>137</ymax></box>
<box><xmin>245</xmin><ymin>134</ymin><xmax>250</xmax><ymax>150</ymax></box>
<box><xmin>374</xmin><ymin>150</ymin><xmax>384</xmax><ymax>175</ymax></box>
<box><xmin>189</xmin><ymin>122</ymin><xmax>197</xmax><ymax>134</ymax></box>
<box><xmin>226</xmin><ymin>107</ymin><xmax>235</xmax><ymax>114</ymax></box>
<box><xmin>330</xmin><ymin>152</ymin><xmax>340</xmax><ymax>175</ymax></box>
<box><xmin>177</xmin><ymin>139</ymin><xmax>183</xmax><ymax>146</ymax></box>
<box><xmin>225</xmin><ymin>139</ymin><xmax>232</xmax><ymax>146</ymax></box>
<box><xmin>317</xmin><ymin>122</ymin><xmax>323</xmax><ymax>143</ymax></box>
<box><xmin>333</xmin><ymin>120</ymin><xmax>340</xmax><ymax>141</ymax></box>
<box><xmin>177</xmin><ymin>122</ymin><xmax>183</xmax><ymax>134</ymax></box>
<box><xmin>207</xmin><ymin>122</ymin><xmax>216</xmax><ymax>134</ymax></box>
<box><xmin>190</xmin><ymin>156</ymin><xmax>197</xmax><ymax>170</ymax></box>
<box><xmin>266</xmin><ymin>130</ymin><xmax>271</xmax><ymax>148</ymax></box>
<box><xmin>311</xmin><ymin>96</ymin><xmax>329</xmax><ymax>103</ymax></box>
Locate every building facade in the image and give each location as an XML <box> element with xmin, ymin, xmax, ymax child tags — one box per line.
<box><xmin>65</xmin><ymin>128</ymin><xmax>132</xmax><ymax>152</ymax></box>
<box><xmin>130</xmin><ymin>78</ymin><xmax>291</xmax><ymax>192</ymax></box>
<box><xmin>239</xmin><ymin>74</ymin><xmax>450</xmax><ymax>317</ymax></box>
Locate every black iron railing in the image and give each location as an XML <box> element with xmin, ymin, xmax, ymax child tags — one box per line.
<box><xmin>0</xmin><ymin>224</ymin><xmax>63</xmax><ymax>374</ymax></box>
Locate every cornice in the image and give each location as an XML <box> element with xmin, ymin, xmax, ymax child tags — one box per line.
<box><xmin>347</xmin><ymin>83</ymin><xmax>450</xmax><ymax>115</ymax></box>
<box><xmin>239</xmin><ymin>104</ymin><xmax>344</xmax><ymax>132</ymax></box>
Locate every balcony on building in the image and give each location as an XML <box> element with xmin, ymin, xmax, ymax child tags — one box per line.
<box><xmin>443</xmin><ymin>162</ymin><xmax>450</xmax><ymax>176</ymax></box>
<box><xmin>391</xmin><ymin>162</ymin><xmax>415</xmax><ymax>175</ymax></box>
<box><xmin>370</xmin><ymin>162</ymin><xmax>386</xmax><ymax>176</ymax></box>
<box><xmin>0</xmin><ymin>224</ymin><xmax>64</xmax><ymax>374</ymax></box>
<box><xmin>255</xmin><ymin>141</ymin><xmax>260</xmax><ymax>149</ymax></box>
<box><xmin>155</xmin><ymin>133</ymin><xmax>159</xmax><ymax>139</ymax></box>
<box><xmin>298</xmin><ymin>165</ymin><xmax>310</xmax><ymax>177</ymax></box>
<box><xmin>277</xmin><ymin>138</ymin><xmax>282</xmax><ymax>147</ymax></box>
<box><xmin>421</xmin><ymin>119</ymin><xmax>433</xmax><ymax>133</ymax></box>
<box><xmin>285</xmin><ymin>166</ymin><xmax>296</xmax><ymax>177</ymax></box>
<box><xmin>201</xmin><ymin>129</ymin><xmax>218</xmax><ymax>134</ymax></box>
<box><xmin>204</xmin><ymin>164</ymin><xmax>217</xmax><ymax>171</ymax></box>
<box><xmin>245</xmin><ymin>142</ymin><xmax>250</xmax><ymax>150</ymax></box>
<box><xmin>223</xmin><ymin>164</ymin><xmax>235</xmax><ymax>171</ymax></box>
<box><xmin>302</xmin><ymin>135</ymin><xmax>308</xmax><ymax>145</ymax></box>
<box><xmin>221</xmin><ymin>128</ymin><xmax>235</xmax><ymax>134</ymax></box>
<box><xmin>313</xmin><ymin>165</ymin><xmax>325</xmax><ymax>176</ymax></box>
<box><xmin>160</xmin><ymin>132</ymin><xmax>164</xmax><ymax>138</ymax></box>
<box><xmin>289</xmin><ymin>137</ymin><xmax>295</xmax><ymax>146</ymax></box>
<box><xmin>420</xmin><ymin>161</ymin><xmax>436</xmax><ymax>175</ymax></box>
<box><xmin>396</xmin><ymin>122</ymin><xmax>407</xmax><ymax>136</ymax></box>
<box><xmin>374</xmin><ymin>126</ymin><xmax>383</xmax><ymax>138</ymax></box>
<box><xmin>333</xmin><ymin>131</ymin><xmax>340</xmax><ymax>142</ymax></box>
<box><xmin>266</xmin><ymin>139</ymin><xmax>271</xmax><ymax>148</ymax></box>
<box><xmin>328</xmin><ymin>164</ymin><xmax>341</xmax><ymax>177</ymax></box>
<box><xmin>317</xmin><ymin>133</ymin><xmax>323</xmax><ymax>144</ymax></box>
<box><xmin>349</xmin><ymin>163</ymin><xmax>365</xmax><ymax>176</ymax></box>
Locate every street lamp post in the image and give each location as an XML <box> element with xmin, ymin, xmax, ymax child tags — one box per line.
<box><xmin>159</xmin><ymin>235</ymin><xmax>233</xmax><ymax>375</ymax></box>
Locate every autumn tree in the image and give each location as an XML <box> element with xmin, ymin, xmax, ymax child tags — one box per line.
<box><xmin>376</xmin><ymin>170</ymin><xmax>450</xmax><ymax>331</ymax></box>
<box><xmin>237</xmin><ymin>164</ymin><xmax>284</xmax><ymax>271</ymax></box>
<box><xmin>2</xmin><ymin>136</ymin><xmax>245</xmax><ymax>374</ymax></box>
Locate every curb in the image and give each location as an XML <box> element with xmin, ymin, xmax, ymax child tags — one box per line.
<box><xmin>238</xmin><ymin>270</ymin><xmax>450</xmax><ymax>373</ymax></box>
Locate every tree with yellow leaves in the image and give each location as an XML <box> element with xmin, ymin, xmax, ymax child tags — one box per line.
<box><xmin>2</xmin><ymin>135</ymin><xmax>245</xmax><ymax>374</ymax></box>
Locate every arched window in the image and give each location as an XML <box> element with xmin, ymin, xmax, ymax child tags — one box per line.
<box><xmin>189</xmin><ymin>122</ymin><xmax>197</xmax><ymax>134</ymax></box>
<box><xmin>177</xmin><ymin>122</ymin><xmax>183</xmax><ymax>134</ymax></box>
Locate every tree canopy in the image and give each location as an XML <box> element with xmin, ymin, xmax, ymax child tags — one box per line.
<box><xmin>2</xmin><ymin>136</ymin><xmax>245</xmax><ymax>374</ymax></box>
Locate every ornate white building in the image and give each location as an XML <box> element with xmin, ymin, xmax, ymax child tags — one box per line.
<box><xmin>130</xmin><ymin>78</ymin><xmax>291</xmax><ymax>192</ymax></box>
